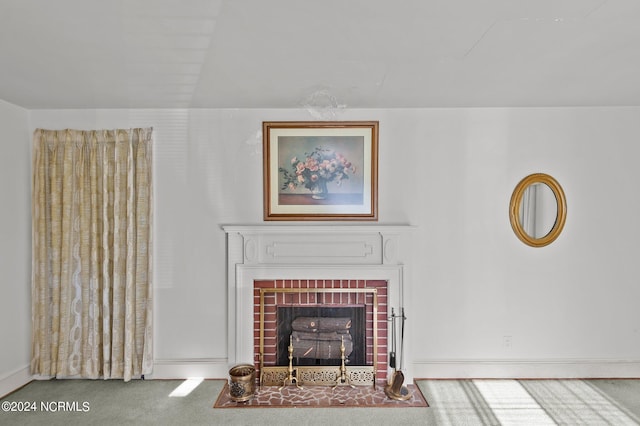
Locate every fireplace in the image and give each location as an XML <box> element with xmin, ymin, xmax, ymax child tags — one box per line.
<box><xmin>223</xmin><ymin>225</ymin><xmax>411</xmax><ymax>384</ymax></box>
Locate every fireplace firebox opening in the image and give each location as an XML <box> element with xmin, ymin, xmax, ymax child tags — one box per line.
<box><xmin>276</xmin><ymin>306</ymin><xmax>366</xmax><ymax>366</ymax></box>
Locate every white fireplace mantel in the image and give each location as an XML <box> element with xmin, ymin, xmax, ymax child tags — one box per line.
<box><xmin>222</xmin><ymin>224</ymin><xmax>413</xmax><ymax>265</ymax></box>
<box><xmin>222</xmin><ymin>224</ymin><xmax>414</xmax><ymax>380</ymax></box>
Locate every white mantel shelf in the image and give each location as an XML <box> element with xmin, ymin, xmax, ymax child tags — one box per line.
<box><xmin>222</xmin><ymin>224</ymin><xmax>415</xmax><ymax>233</ymax></box>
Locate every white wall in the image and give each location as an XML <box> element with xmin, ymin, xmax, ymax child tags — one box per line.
<box><xmin>0</xmin><ymin>100</ymin><xmax>32</xmax><ymax>396</ymax></box>
<box><xmin>28</xmin><ymin>107</ymin><xmax>640</xmax><ymax>378</ymax></box>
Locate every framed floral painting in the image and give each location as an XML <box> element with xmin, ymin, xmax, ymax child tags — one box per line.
<box><xmin>263</xmin><ymin>121</ymin><xmax>379</xmax><ymax>221</ymax></box>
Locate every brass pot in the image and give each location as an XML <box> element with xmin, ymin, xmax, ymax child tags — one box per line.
<box><xmin>228</xmin><ymin>364</ymin><xmax>256</xmax><ymax>402</ymax></box>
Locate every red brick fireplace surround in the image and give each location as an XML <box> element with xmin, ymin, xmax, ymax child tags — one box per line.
<box><xmin>223</xmin><ymin>225</ymin><xmax>412</xmax><ymax>383</ymax></box>
<box><xmin>254</xmin><ymin>279</ymin><xmax>388</xmax><ymax>380</ymax></box>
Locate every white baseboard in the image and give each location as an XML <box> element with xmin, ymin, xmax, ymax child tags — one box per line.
<box><xmin>0</xmin><ymin>359</ymin><xmax>230</xmax><ymax>391</ymax></box>
<box><xmin>0</xmin><ymin>365</ymin><xmax>32</xmax><ymax>398</ymax></box>
<box><xmin>4</xmin><ymin>359</ymin><xmax>637</xmax><ymax>391</ymax></box>
<box><xmin>148</xmin><ymin>358</ymin><xmax>229</xmax><ymax>379</ymax></box>
<box><xmin>410</xmin><ymin>358</ymin><xmax>640</xmax><ymax>379</ymax></box>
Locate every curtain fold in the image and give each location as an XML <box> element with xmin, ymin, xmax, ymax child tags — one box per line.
<box><xmin>31</xmin><ymin>128</ymin><xmax>153</xmax><ymax>381</ymax></box>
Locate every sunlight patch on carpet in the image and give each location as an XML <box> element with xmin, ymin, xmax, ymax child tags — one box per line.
<box><xmin>519</xmin><ymin>380</ymin><xmax>640</xmax><ymax>425</ymax></box>
<box><xmin>418</xmin><ymin>379</ymin><xmax>640</xmax><ymax>426</ymax></box>
<box><xmin>169</xmin><ymin>377</ymin><xmax>204</xmax><ymax>397</ymax></box>
<box><xmin>418</xmin><ymin>380</ymin><xmax>499</xmax><ymax>425</ymax></box>
<box><xmin>473</xmin><ymin>380</ymin><xmax>555</xmax><ymax>425</ymax></box>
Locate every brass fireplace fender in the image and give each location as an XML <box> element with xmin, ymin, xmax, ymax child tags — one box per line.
<box><xmin>258</xmin><ymin>287</ymin><xmax>379</xmax><ymax>387</ymax></box>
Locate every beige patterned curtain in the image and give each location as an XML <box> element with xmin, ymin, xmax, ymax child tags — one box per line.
<box><xmin>31</xmin><ymin>128</ymin><xmax>153</xmax><ymax>381</ymax></box>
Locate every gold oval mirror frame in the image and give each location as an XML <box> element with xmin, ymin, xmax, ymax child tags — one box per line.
<box><xmin>509</xmin><ymin>173</ymin><xmax>567</xmax><ymax>247</ymax></box>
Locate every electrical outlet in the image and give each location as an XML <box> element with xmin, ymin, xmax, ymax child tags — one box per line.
<box><xmin>503</xmin><ymin>335</ymin><xmax>512</xmax><ymax>348</ymax></box>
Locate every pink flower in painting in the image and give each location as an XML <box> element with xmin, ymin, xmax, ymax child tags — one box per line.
<box><xmin>305</xmin><ymin>157</ymin><xmax>319</xmax><ymax>172</ymax></box>
<box><xmin>279</xmin><ymin>146</ymin><xmax>358</xmax><ymax>193</ymax></box>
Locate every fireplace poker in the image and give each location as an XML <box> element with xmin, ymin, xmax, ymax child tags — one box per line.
<box><xmin>399</xmin><ymin>308</ymin><xmax>405</xmax><ymax>372</ymax></box>
<box><xmin>389</xmin><ymin>307</ymin><xmax>396</xmax><ymax>370</ymax></box>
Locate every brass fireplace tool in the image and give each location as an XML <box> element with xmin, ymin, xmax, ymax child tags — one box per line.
<box><xmin>279</xmin><ymin>335</ymin><xmax>302</xmax><ymax>390</ymax></box>
<box><xmin>333</xmin><ymin>335</ymin><xmax>355</xmax><ymax>389</ymax></box>
<box><xmin>385</xmin><ymin>308</ymin><xmax>411</xmax><ymax>401</ymax></box>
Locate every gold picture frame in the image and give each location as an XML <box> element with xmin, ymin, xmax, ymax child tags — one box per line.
<box><xmin>263</xmin><ymin>121</ymin><xmax>379</xmax><ymax>221</ymax></box>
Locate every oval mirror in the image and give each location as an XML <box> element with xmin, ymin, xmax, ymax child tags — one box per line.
<box><xmin>509</xmin><ymin>173</ymin><xmax>566</xmax><ymax>247</ymax></box>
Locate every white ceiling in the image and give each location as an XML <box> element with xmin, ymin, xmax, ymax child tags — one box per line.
<box><xmin>1</xmin><ymin>0</ymin><xmax>639</xmax><ymax>109</ymax></box>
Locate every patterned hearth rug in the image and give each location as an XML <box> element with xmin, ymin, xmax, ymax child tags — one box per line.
<box><xmin>214</xmin><ymin>381</ymin><xmax>428</xmax><ymax>408</ymax></box>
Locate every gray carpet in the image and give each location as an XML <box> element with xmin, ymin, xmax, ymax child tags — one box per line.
<box><xmin>0</xmin><ymin>379</ymin><xmax>429</xmax><ymax>425</ymax></box>
<box><xmin>417</xmin><ymin>379</ymin><xmax>640</xmax><ymax>425</ymax></box>
<box><xmin>2</xmin><ymin>378</ymin><xmax>639</xmax><ymax>425</ymax></box>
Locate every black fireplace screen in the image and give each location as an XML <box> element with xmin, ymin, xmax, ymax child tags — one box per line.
<box><xmin>276</xmin><ymin>306</ymin><xmax>366</xmax><ymax>366</ymax></box>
